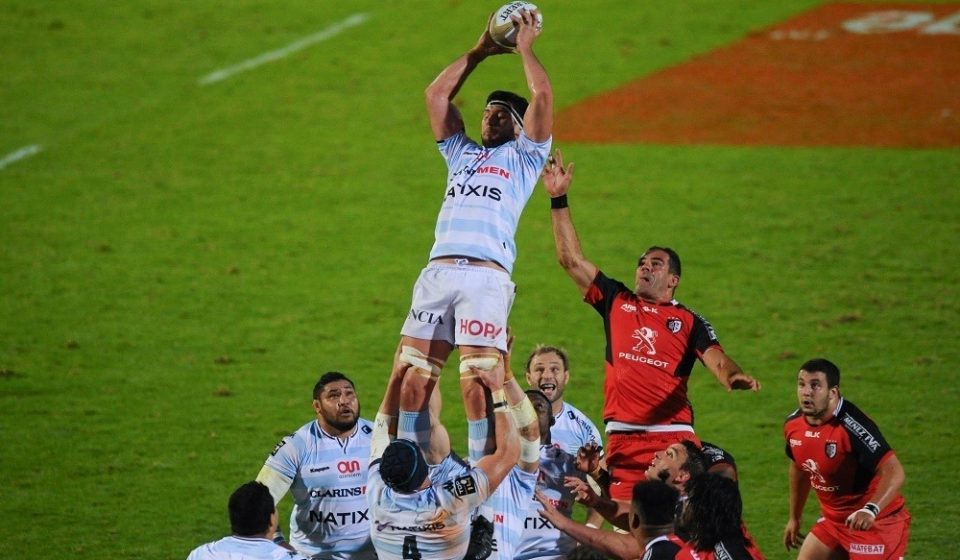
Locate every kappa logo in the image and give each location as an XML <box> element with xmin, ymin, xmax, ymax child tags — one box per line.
<box><xmin>825</xmin><ymin>442</ymin><xmax>837</xmax><ymax>458</ymax></box>
<box><xmin>666</xmin><ymin>318</ymin><xmax>682</xmax><ymax>333</ymax></box>
<box><xmin>631</xmin><ymin>327</ymin><xmax>658</xmax><ymax>356</ymax></box>
<box><xmin>620</xmin><ymin>303</ymin><xmax>637</xmax><ymax>313</ymax></box>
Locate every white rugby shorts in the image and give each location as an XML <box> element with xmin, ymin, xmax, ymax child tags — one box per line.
<box><xmin>401</xmin><ymin>263</ymin><xmax>515</xmax><ymax>351</ymax></box>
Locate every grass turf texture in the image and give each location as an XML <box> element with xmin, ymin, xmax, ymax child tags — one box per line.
<box><xmin>2</xmin><ymin>1</ymin><xmax>958</xmax><ymax>558</ymax></box>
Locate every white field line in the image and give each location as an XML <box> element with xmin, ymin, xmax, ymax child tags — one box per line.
<box><xmin>198</xmin><ymin>12</ymin><xmax>369</xmax><ymax>85</ymax></box>
<box><xmin>0</xmin><ymin>144</ymin><xmax>43</xmax><ymax>170</ymax></box>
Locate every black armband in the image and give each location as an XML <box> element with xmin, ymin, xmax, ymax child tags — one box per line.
<box><xmin>550</xmin><ymin>195</ymin><xmax>568</xmax><ymax>209</ymax></box>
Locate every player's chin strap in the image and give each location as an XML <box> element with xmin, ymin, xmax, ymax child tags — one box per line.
<box><xmin>399</xmin><ymin>346</ymin><xmax>443</xmax><ymax>378</ymax></box>
<box><xmin>486</xmin><ymin>100</ymin><xmax>524</xmax><ymax>130</ymax></box>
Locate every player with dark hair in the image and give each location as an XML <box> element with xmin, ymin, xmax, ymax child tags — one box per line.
<box><xmin>535</xmin><ymin>479</ymin><xmax>686</xmax><ymax>560</ymax></box>
<box><xmin>367</xmin><ymin>358</ymin><xmax>521</xmax><ymax>559</ymax></box>
<box><xmin>186</xmin><ymin>481</ymin><xmax>308</xmax><ymax>560</ymax></box>
<box><xmin>541</xmin><ymin>150</ymin><xmax>760</xmax><ymax>505</ymax></box>
<box><xmin>680</xmin><ymin>472</ymin><xmax>763</xmax><ymax>559</ymax></box>
<box><xmin>783</xmin><ymin>358</ymin><xmax>910</xmax><ymax>559</ymax></box>
<box><xmin>254</xmin><ymin>372</ymin><xmax>374</xmax><ymax>559</ymax></box>
<box><xmin>394</xmin><ymin>6</ymin><xmax>553</xmax><ymax>408</ymax></box>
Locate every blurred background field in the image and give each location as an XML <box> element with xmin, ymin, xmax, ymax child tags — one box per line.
<box><xmin>1</xmin><ymin>1</ymin><xmax>958</xmax><ymax>558</ymax></box>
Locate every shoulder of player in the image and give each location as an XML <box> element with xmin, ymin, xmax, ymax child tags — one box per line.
<box><xmin>600</xmin><ymin>271</ymin><xmax>632</xmax><ymax>294</ymax></box>
<box><xmin>671</xmin><ymin>300</ymin><xmax>713</xmax><ymax>324</ymax></box>
<box><xmin>559</xmin><ymin>402</ymin><xmax>600</xmax><ymax>433</ymax></box>
<box><xmin>784</xmin><ymin>408</ymin><xmax>804</xmax><ymax>426</ymax></box>
<box><xmin>356</xmin><ymin>418</ymin><xmax>375</xmax><ymax>437</ymax></box>
<box><xmin>699</xmin><ymin>440</ymin><xmax>735</xmax><ymax>463</ymax></box>
<box><xmin>835</xmin><ymin>399</ymin><xmax>886</xmax><ymax>438</ymax></box>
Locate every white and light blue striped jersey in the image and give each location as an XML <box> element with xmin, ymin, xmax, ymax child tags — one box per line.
<box><xmin>429</xmin><ymin>130</ymin><xmax>552</xmax><ymax>274</ymax></box>
<box><xmin>263</xmin><ymin>419</ymin><xmax>376</xmax><ymax>560</ymax></box>
<box><xmin>516</xmin><ymin>445</ymin><xmax>584</xmax><ymax>560</ymax></box>
<box><xmin>368</xmin><ymin>454</ymin><xmax>491</xmax><ymax>560</ymax></box>
<box><xmin>479</xmin><ymin>465</ymin><xmax>539</xmax><ymax>560</ymax></box>
<box><xmin>186</xmin><ymin>536</ymin><xmax>309</xmax><ymax>560</ymax></box>
<box><xmin>552</xmin><ymin>401</ymin><xmax>603</xmax><ymax>456</ymax></box>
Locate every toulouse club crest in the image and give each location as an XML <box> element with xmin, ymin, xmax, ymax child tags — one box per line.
<box><xmin>825</xmin><ymin>442</ymin><xmax>837</xmax><ymax>459</ymax></box>
<box><xmin>666</xmin><ymin>318</ymin><xmax>683</xmax><ymax>333</ymax></box>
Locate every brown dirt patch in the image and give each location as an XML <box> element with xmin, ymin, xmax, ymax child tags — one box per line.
<box><xmin>556</xmin><ymin>3</ymin><xmax>960</xmax><ymax>148</ymax></box>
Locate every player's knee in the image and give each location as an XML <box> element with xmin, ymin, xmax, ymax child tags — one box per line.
<box><xmin>399</xmin><ymin>345</ymin><xmax>443</xmax><ymax>378</ymax></box>
<box><xmin>459</xmin><ymin>352</ymin><xmax>501</xmax><ymax>379</ymax></box>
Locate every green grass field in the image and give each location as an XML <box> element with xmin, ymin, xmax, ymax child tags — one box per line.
<box><xmin>2</xmin><ymin>1</ymin><xmax>958</xmax><ymax>558</ymax></box>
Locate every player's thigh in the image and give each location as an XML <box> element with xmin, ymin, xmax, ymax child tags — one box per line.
<box><xmin>803</xmin><ymin>521</ymin><xmax>847</xmax><ymax>560</ymax></box>
<box><xmin>452</xmin><ymin>269</ymin><xmax>515</xmax><ymax>351</ymax></box>
<box><xmin>401</xmin><ymin>268</ymin><xmax>458</xmax><ymax>345</ymax></box>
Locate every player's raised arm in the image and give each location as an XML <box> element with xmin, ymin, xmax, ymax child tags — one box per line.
<box><xmin>502</xmin><ymin>332</ymin><xmax>541</xmax><ymax>474</ymax></box>
<box><xmin>371</xmin><ymin>361</ymin><xmax>412</xmax><ymax>461</ymax></box>
<box><xmin>513</xmin><ymin>8</ymin><xmax>552</xmax><ymax>142</ymax></box>
<box><xmin>544</xmin><ymin>150</ymin><xmax>598</xmax><ymax>295</ymax></box>
<box><xmin>425</xmin><ymin>17</ymin><xmax>511</xmax><ymax>141</ymax></box>
<box><xmin>472</xmin><ymin>360</ymin><xmax>521</xmax><ymax>492</ymax></box>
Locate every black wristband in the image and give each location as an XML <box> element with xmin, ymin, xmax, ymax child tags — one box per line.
<box><xmin>863</xmin><ymin>502</ymin><xmax>880</xmax><ymax>516</ymax></box>
<box><xmin>492</xmin><ymin>400</ymin><xmax>508</xmax><ymax>410</ymax></box>
<box><xmin>551</xmin><ymin>194</ymin><xmax>568</xmax><ymax>209</ymax></box>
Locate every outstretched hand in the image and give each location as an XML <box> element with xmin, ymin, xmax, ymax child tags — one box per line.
<box><xmin>512</xmin><ymin>8</ymin><xmax>543</xmax><ymax>53</ymax></box>
<box><xmin>564</xmin><ymin>475</ymin><xmax>600</xmax><ymax>508</ymax></box>
<box><xmin>534</xmin><ymin>490</ymin><xmax>568</xmax><ymax>528</ymax></box>
<box><xmin>473</xmin><ymin>13</ymin><xmax>514</xmax><ymax>57</ymax></box>
<box><xmin>542</xmin><ymin>149</ymin><xmax>575</xmax><ymax>198</ymax></box>
<box><xmin>727</xmin><ymin>372</ymin><xmax>761</xmax><ymax>392</ymax></box>
<box><xmin>504</xmin><ymin>327</ymin><xmax>516</xmax><ymax>380</ymax></box>
<box><xmin>469</xmin><ymin>358</ymin><xmax>505</xmax><ymax>391</ymax></box>
<box><xmin>575</xmin><ymin>441</ymin><xmax>602</xmax><ymax>475</ymax></box>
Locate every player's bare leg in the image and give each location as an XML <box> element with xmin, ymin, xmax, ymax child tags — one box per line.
<box><xmin>395</xmin><ymin>336</ymin><xmax>452</xmax><ymax>464</ymax></box>
<box><xmin>797</xmin><ymin>533</ymin><xmax>844</xmax><ymax>560</ymax></box>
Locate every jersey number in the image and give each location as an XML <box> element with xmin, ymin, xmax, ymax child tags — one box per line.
<box><xmin>402</xmin><ymin>535</ymin><xmax>422</xmax><ymax>560</ymax></box>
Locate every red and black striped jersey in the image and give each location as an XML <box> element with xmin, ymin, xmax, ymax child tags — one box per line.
<box><xmin>584</xmin><ymin>271</ymin><xmax>722</xmax><ymax>426</ymax></box>
<box><xmin>784</xmin><ymin>398</ymin><xmax>905</xmax><ymax>523</ymax></box>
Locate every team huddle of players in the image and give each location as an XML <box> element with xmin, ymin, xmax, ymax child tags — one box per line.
<box><xmin>187</xmin><ymin>7</ymin><xmax>910</xmax><ymax>560</ymax></box>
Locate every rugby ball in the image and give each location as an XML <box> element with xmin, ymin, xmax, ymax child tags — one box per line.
<box><xmin>488</xmin><ymin>2</ymin><xmax>543</xmax><ymax>49</ymax></box>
